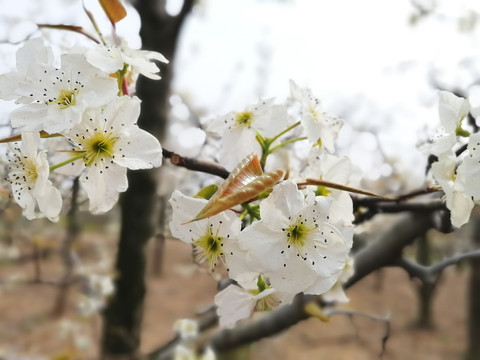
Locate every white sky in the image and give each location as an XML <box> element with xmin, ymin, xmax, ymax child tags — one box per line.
<box><xmin>172</xmin><ymin>0</ymin><xmax>480</xmax><ymax>186</ymax></box>
<box><xmin>1</xmin><ymin>0</ymin><xmax>480</xmax><ymax>187</ymax></box>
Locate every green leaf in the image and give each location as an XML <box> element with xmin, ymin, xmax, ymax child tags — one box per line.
<box><xmin>194</xmin><ymin>184</ymin><xmax>218</xmax><ymax>200</ymax></box>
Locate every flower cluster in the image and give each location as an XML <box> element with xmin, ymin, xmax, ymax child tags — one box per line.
<box><xmin>424</xmin><ymin>91</ymin><xmax>480</xmax><ymax>227</ymax></box>
<box><xmin>170</xmin><ymin>81</ymin><xmax>354</xmax><ymax>327</ymax></box>
<box><xmin>0</xmin><ymin>35</ymin><xmax>166</xmax><ymax>219</ymax></box>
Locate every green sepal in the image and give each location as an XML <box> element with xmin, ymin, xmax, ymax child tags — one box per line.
<box><xmin>242</xmin><ymin>203</ymin><xmax>261</xmax><ymax>223</ymax></box>
<box><xmin>315</xmin><ymin>185</ymin><xmax>331</xmax><ymax>197</ymax></box>
<box><xmin>456</xmin><ymin>125</ymin><xmax>470</xmax><ymax>138</ymax></box>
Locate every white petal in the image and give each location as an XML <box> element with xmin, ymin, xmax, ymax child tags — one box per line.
<box><xmin>16</xmin><ymin>37</ymin><xmax>54</xmax><ymax>74</ymax></box>
<box><xmin>422</xmin><ymin>132</ymin><xmax>457</xmax><ymax>157</ymax></box>
<box><xmin>438</xmin><ymin>91</ymin><xmax>470</xmax><ymax>133</ymax></box>
<box><xmin>214</xmin><ymin>284</ymin><xmax>256</xmax><ymax>328</ymax></box>
<box><xmin>20</xmin><ymin>131</ymin><xmax>40</xmax><ymax>158</ymax></box>
<box><xmin>204</xmin><ymin>111</ymin><xmax>235</xmax><ymax>136</ymax></box>
<box><xmin>16</xmin><ymin>190</ymin><xmax>36</xmax><ymax>220</ymax></box>
<box><xmin>468</xmin><ymin>132</ymin><xmax>480</xmax><ymax>158</ymax></box>
<box><xmin>85</xmin><ymin>44</ymin><xmax>124</xmax><ymax>73</ymax></box>
<box><xmin>169</xmin><ymin>191</ymin><xmax>211</xmax><ymax>243</ymax></box>
<box><xmin>106</xmin><ymin>96</ymin><xmax>141</xmax><ymax>128</ymax></box>
<box><xmin>11</xmin><ymin>104</ymin><xmax>49</xmax><ymax>132</ymax></box>
<box><xmin>113</xmin><ymin>128</ymin><xmax>163</xmax><ymax>169</ymax></box>
<box><xmin>81</xmin><ymin>164</ymin><xmax>127</xmax><ymax>214</ymax></box>
<box><xmin>36</xmin><ymin>182</ymin><xmax>62</xmax><ymax>221</ymax></box>
<box><xmin>219</xmin><ymin>128</ymin><xmax>261</xmax><ymax>170</ymax></box>
<box><xmin>169</xmin><ymin>190</ymin><xmax>241</xmax><ymax>244</ymax></box>
<box><xmin>329</xmin><ymin>191</ymin><xmax>354</xmax><ymax>225</ymax></box>
<box><xmin>448</xmin><ymin>191</ymin><xmax>474</xmax><ymax>228</ymax></box>
<box><xmin>260</xmin><ymin>180</ymin><xmax>304</xmax><ymax>229</ymax></box>
<box><xmin>81</xmin><ymin>76</ymin><xmax>119</xmax><ymax>108</ymax></box>
<box><xmin>237</xmin><ymin>222</ymin><xmax>286</xmax><ymax>273</ymax></box>
<box><xmin>0</xmin><ymin>72</ymin><xmax>23</xmax><ymax>100</ymax></box>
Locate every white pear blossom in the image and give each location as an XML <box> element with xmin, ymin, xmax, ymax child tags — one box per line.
<box><xmin>303</xmin><ymin>150</ymin><xmax>355</xmax><ymax>225</ymax></box>
<box><xmin>77</xmin><ymin>273</ymin><xmax>115</xmax><ymax>316</ymax></box>
<box><xmin>64</xmin><ymin>96</ymin><xmax>163</xmax><ymax>214</ymax></box>
<box><xmin>236</xmin><ymin>180</ymin><xmax>351</xmax><ymax>296</ymax></box>
<box><xmin>439</xmin><ymin>91</ymin><xmax>470</xmax><ymax>133</ymax></box>
<box><xmin>321</xmin><ymin>256</ymin><xmax>354</xmax><ymax>304</ymax></box>
<box><xmin>7</xmin><ymin>131</ymin><xmax>62</xmax><ymax>221</ymax></box>
<box><xmin>289</xmin><ymin>80</ymin><xmax>343</xmax><ymax>152</ymax></box>
<box><xmin>214</xmin><ymin>274</ymin><xmax>284</xmax><ymax>328</ymax></box>
<box><xmin>424</xmin><ymin>91</ymin><xmax>471</xmax><ymax>156</ymax></box>
<box><xmin>173</xmin><ymin>344</ymin><xmax>216</xmax><ymax>360</ymax></box>
<box><xmin>85</xmin><ymin>37</ymin><xmax>168</xmax><ymax>80</ymax></box>
<box><xmin>169</xmin><ymin>190</ymin><xmax>243</xmax><ymax>270</ymax></box>
<box><xmin>431</xmin><ymin>152</ymin><xmax>473</xmax><ymax>227</ymax></box>
<box><xmin>172</xmin><ymin>319</ymin><xmax>216</xmax><ymax>360</ymax></box>
<box><xmin>174</xmin><ymin>319</ymin><xmax>199</xmax><ymax>340</ymax></box>
<box><xmin>205</xmin><ymin>98</ymin><xmax>287</xmax><ymax>169</ymax></box>
<box><xmin>424</xmin><ymin>91</ymin><xmax>478</xmax><ymax>227</ymax></box>
<box><xmin>0</xmin><ymin>37</ymin><xmax>54</xmax><ymax>101</ymax></box>
<box><xmin>0</xmin><ymin>38</ymin><xmax>118</xmax><ymax>134</ymax></box>
<box><xmin>457</xmin><ymin>132</ymin><xmax>480</xmax><ymax>199</ymax></box>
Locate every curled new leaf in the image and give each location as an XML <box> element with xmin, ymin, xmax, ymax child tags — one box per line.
<box><xmin>189</xmin><ymin>154</ymin><xmax>285</xmax><ymax>222</ymax></box>
<box><xmin>98</xmin><ymin>0</ymin><xmax>127</xmax><ymax>24</ymax></box>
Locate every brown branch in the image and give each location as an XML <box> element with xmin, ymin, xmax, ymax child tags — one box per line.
<box><xmin>37</xmin><ymin>24</ymin><xmax>99</xmax><ymax>43</ymax></box>
<box><xmin>357</xmin><ymin>200</ymin><xmax>445</xmax><ymax>213</ymax></box>
<box><xmin>325</xmin><ymin>309</ymin><xmax>390</xmax><ymax>358</ymax></box>
<box><xmin>0</xmin><ymin>277</ymin><xmax>80</xmax><ymax>287</ymax></box>
<box><xmin>394</xmin><ymin>249</ymin><xmax>480</xmax><ymax>285</ymax></box>
<box><xmin>352</xmin><ymin>187</ymin><xmax>440</xmax><ymax>205</ymax></box>
<box><xmin>162</xmin><ymin>148</ymin><xmax>230</xmax><ymax>179</ymax></box>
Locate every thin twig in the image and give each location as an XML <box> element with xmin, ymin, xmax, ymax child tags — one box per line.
<box><xmin>162</xmin><ymin>148</ymin><xmax>230</xmax><ymax>179</ymax></box>
<box><xmin>394</xmin><ymin>249</ymin><xmax>480</xmax><ymax>285</ymax></box>
<box><xmin>37</xmin><ymin>24</ymin><xmax>99</xmax><ymax>43</ymax></box>
<box><xmin>351</xmin><ymin>187</ymin><xmax>440</xmax><ymax>205</ymax></box>
<box><xmin>325</xmin><ymin>308</ymin><xmax>391</xmax><ymax>358</ymax></box>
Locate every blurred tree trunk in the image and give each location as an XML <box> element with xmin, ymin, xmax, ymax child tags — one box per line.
<box><xmin>102</xmin><ymin>1</ymin><xmax>194</xmax><ymax>358</ymax></box>
<box><xmin>414</xmin><ymin>235</ymin><xmax>437</xmax><ymax>329</ymax></box>
<box><xmin>150</xmin><ymin>195</ymin><xmax>167</xmax><ymax>276</ymax></box>
<box><xmin>466</xmin><ymin>215</ymin><xmax>480</xmax><ymax>360</ymax></box>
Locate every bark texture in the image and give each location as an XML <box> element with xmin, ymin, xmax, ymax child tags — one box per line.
<box><xmin>102</xmin><ymin>1</ymin><xmax>194</xmax><ymax>357</ymax></box>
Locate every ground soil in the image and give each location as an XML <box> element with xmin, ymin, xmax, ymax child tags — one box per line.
<box><xmin>0</xmin><ymin>234</ymin><xmax>470</xmax><ymax>360</ymax></box>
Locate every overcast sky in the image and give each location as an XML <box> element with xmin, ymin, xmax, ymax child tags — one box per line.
<box><xmin>1</xmin><ymin>0</ymin><xmax>480</xmax><ymax>186</ymax></box>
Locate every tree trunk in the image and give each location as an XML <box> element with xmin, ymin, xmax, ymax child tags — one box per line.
<box><xmin>101</xmin><ymin>1</ymin><xmax>194</xmax><ymax>358</ymax></box>
<box><xmin>102</xmin><ymin>169</ymin><xmax>158</xmax><ymax>358</ymax></box>
<box><xmin>414</xmin><ymin>235</ymin><xmax>437</xmax><ymax>329</ymax></box>
<box><xmin>466</xmin><ymin>214</ymin><xmax>480</xmax><ymax>360</ymax></box>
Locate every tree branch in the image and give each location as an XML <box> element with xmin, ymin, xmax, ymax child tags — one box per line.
<box><xmin>394</xmin><ymin>249</ymin><xmax>480</xmax><ymax>285</ymax></box>
<box><xmin>353</xmin><ymin>199</ymin><xmax>445</xmax><ymax>224</ymax></box>
<box><xmin>346</xmin><ymin>213</ymin><xmax>433</xmax><ymax>287</ymax></box>
<box><xmin>162</xmin><ymin>148</ymin><xmax>230</xmax><ymax>179</ymax></box>
<box><xmin>325</xmin><ymin>308</ymin><xmax>390</xmax><ymax>358</ymax></box>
